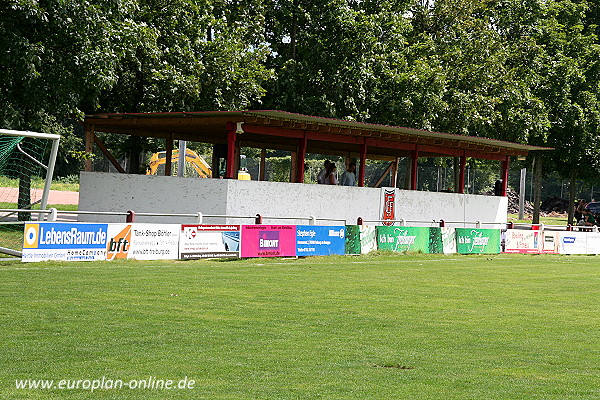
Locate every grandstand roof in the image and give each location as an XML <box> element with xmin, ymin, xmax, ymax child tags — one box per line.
<box><xmin>83</xmin><ymin>110</ymin><xmax>550</xmax><ymax>161</ymax></box>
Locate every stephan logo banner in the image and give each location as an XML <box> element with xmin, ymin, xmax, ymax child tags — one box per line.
<box><xmin>455</xmin><ymin>228</ymin><xmax>501</xmax><ymax>254</ymax></box>
<box><xmin>377</xmin><ymin>226</ymin><xmax>441</xmax><ymax>253</ymax></box>
<box><xmin>296</xmin><ymin>226</ymin><xmax>345</xmax><ymax>256</ymax></box>
<box><xmin>241</xmin><ymin>225</ymin><xmax>296</xmax><ymax>257</ymax></box>
<box><xmin>179</xmin><ymin>225</ymin><xmax>241</xmax><ymax>259</ymax></box>
<box><xmin>22</xmin><ymin>222</ymin><xmax>108</xmax><ymax>262</ymax></box>
<box><xmin>107</xmin><ymin>224</ymin><xmax>179</xmax><ymax>260</ymax></box>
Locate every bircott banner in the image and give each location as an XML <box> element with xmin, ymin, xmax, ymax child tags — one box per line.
<box><xmin>296</xmin><ymin>226</ymin><xmax>345</xmax><ymax>256</ymax></box>
<box><xmin>241</xmin><ymin>225</ymin><xmax>297</xmax><ymax>257</ymax></box>
<box><xmin>107</xmin><ymin>224</ymin><xmax>180</xmax><ymax>260</ymax></box>
<box><xmin>345</xmin><ymin>225</ymin><xmax>377</xmax><ymax>255</ymax></box>
<box><xmin>455</xmin><ymin>228</ymin><xmax>501</xmax><ymax>254</ymax></box>
<box><xmin>179</xmin><ymin>225</ymin><xmax>240</xmax><ymax>259</ymax></box>
<box><xmin>22</xmin><ymin>222</ymin><xmax>108</xmax><ymax>262</ymax></box>
<box><xmin>377</xmin><ymin>226</ymin><xmax>442</xmax><ymax>253</ymax></box>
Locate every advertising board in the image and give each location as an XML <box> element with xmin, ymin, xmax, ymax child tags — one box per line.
<box><xmin>296</xmin><ymin>226</ymin><xmax>345</xmax><ymax>256</ymax></box>
<box><xmin>241</xmin><ymin>225</ymin><xmax>297</xmax><ymax>258</ymax></box>
<box><xmin>441</xmin><ymin>227</ymin><xmax>457</xmax><ymax>254</ymax></box>
<box><xmin>377</xmin><ymin>226</ymin><xmax>435</xmax><ymax>253</ymax></box>
<box><xmin>504</xmin><ymin>230</ymin><xmax>540</xmax><ymax>254</ymax></box>
<box><xmin>455</xmin><ymin>228</ymin><xmax>501</xmax><ymax>254</ymax></box>
<box><xmin>106</xmin><ymin>224</ymin><xmax>180</xmax><ymax>260</ymax></box>
<box><xmin>345</xmin><ymin>225</ymin><xmax>377</xmax><ymax>255</ymax></box>
<box><xmin>179</xmin><ymin>225</ymin><xmax>241</xmax><ymax>259</ymax></box>
<box><xmin>22</xmin><ymin>222</ymin><xmax>108</xmax><ymax>262</ymax></box>
<box><xmin>557</xmin><ymin>232</ymin><xmax>587</xmax><ymax>254</ymax></box>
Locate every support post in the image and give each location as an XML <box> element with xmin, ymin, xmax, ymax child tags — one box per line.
<box><xmin>358</xmin><ymin>143</ymin><xmax>367</xmax><ymax>187</ymax></box>
<box><xmin>259</xmin><ymin>148</ymin><xmax>266</xmax><ymax>181</ymax></box>
<box><xmin>500</xmin><ymin>156</ymin><xmax>510</xmax><ymax>196</ymax></box>
<box><xmin>165</xmin><ymin>137</ymin><xmax>173</xmax><ymax>176</ymax></box>
<box><xmin>519</xmin><ymin>168</ymin><xmax>526</xmax><ymax>220</ymax></box>
<box><xmin>410</xmin><ymin>149</ymin><xmax>419</xmax><ymax>190</ymax></box>
<box><xmin>177</xmin><ymin>140</ymin><xmax>186</xmax><ymax>177</ymax></box>
<box><xmin>458</xmin><ymin>154</ymin><xmax>466</xmax><ymax>194</ymax></box>
<box><xmin>296</xmin><ymin>136</ymin><xmax>307</xmax><ymax>183</ymax></box>
<box><xmin>226</xmin><ymin>123</ymin><xmax>236</xmax><ymax>179</ymax></box>
<box><xmin>391</xmin><ymin>157</ymin><xmax>399</xmax><ymax>188</ymax></box>
<box><xmin>290</xmin><ymin>151</ymin><xmax>297</xmax><ymax>182</ymax></box>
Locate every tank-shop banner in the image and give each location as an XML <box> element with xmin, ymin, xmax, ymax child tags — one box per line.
<box><xmin>106</xmin><ymin>224</ymin><xmax>180</xmax><ymax>260</ymax></box>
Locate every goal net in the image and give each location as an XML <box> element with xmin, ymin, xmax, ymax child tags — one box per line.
<box><xmin>0</xmin><ymin>129</ymin><xmax>60</xmax><ymax>256</ymax></box>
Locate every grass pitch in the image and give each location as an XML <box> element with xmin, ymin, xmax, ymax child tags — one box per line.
<box><xmin>0</xmin><ymin>253</ymin><xmax>599</xmax><ymax>399</ymax></box>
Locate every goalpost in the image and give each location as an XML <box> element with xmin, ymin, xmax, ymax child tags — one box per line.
<box><xmin>0</xmin><ymin>129</ymin><xmax>60</xmax><ymax>257</ymax></box>
<box><xmin>0</xmin><ymin>129</ymin><xmax>60</xmax><ymax>212</ymax></box>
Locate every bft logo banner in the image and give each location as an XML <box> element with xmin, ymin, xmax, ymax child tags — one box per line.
<box><xmin>381</xmin><ymin>188</ymin><xmax>396</xmax><ymax>226</ymax></box>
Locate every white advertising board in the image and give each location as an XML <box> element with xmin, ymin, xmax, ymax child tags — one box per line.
<box><xmin>504</xmin><ymin>230</ymin><xmax>540</xmax><ymax>254</ymax></box>
<box><xmin>557</xmin><ymin>232</ymin><xmax>587</xmax><ymax>255</ymax></box>
<box><xmin>106</xmin><ymin>224</ymin><xmax>180</xmax><ymax>260</ymax></box>
<box><xmin>179</xmin><ymin>225</ymin><xmax>241</xmax><ymax>259</ymax></box>
<box><xmin>586</xmin><ymin>233</ymin><xmax>600</xmax><ymax>255</ymax></box>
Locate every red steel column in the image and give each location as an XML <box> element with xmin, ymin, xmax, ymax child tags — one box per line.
<box><xmin>297</xmin><ymin>136</ymin><xmax>307</xmax><ymax>183</ymax></box>
<box><xmin>226</xmin><ymin>123</ymin><xmax>236</xmax><ymax>179</ymax></box>
<box><xmin>458</xmin><ymin>154</ymin><xmax>466</xmax><ymax>194</ymax></box>
<box><xmin>358</xmin><ymin>142</ymin><xmax>367</xmax><ymax>187</ymax></box>
<box><xmin>410</xmin><ymin>148</ymin><xmax>419</xmax><ymax>190</ymax></box>
<box><xmin>501</xmin><ymin>156</ymin><xmax>510</xmax><ymax>196</ymax></box>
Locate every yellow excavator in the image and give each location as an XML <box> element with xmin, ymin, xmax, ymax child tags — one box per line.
<box><xmin>146</xmin><ymin>149</ymin><xmax>251</xmax><ymax>180</ymax></box>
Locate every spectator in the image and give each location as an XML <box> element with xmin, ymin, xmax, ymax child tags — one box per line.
<box><xmin>578</xmin><ymin>208</ymin><xmax>596</xmax><ymax>227</ymax></box>
<box><xmin>317</xmin><ymin>160</ymin><xmax>331</xmax><ymax>184</ymax></box>
<box><xmin>339</xmin><ymin>163</ymin><xmax>356</xmax><ymax>186</ymax></box>
<box><xmin>324</xmin><ymin>163</ymin><xmax>338</xmax><ymax>185</ymax></box>
<box><xmin>575</xmin><ymin>199</ymin><xmax>587</xmax><ymax>222</ymax></box>
<box><xmin>494</xmin><ymin>179</ymin><xmax>503</xmax><ymax>196</ymax></box>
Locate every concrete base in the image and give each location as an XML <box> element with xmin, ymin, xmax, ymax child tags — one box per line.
<box><xmin>79</xmin><ymin>172</ymin><xmax>508</xmax><ymax>226</ymax></box>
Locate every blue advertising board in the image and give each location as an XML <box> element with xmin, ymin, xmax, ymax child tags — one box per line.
<box><xmin>22</xmin><ymin>222</ymin><xmax>109</xmax><ymax>262</ymax></box>
<box><xmin>296</xmin><ymin>226</ymin><xmax>346</xmax><ymax>256</ymax></box>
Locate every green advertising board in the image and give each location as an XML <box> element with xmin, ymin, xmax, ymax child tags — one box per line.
<box><xmin>455</xmin><ymin>228</ymin><xmax>501</xmax><ymax>254</ymax></box>
<box><xmin>345</xmin><ymin>225</ymin><xmax>377</xmax><ymax>255</ymax></box>
<box><xmin>376</xmin><ymin>226</ymin><xmax>443</xmax><ymax>254</ymax></box>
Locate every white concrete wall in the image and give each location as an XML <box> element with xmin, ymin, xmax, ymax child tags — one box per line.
<box><xmin>79</xmin><ymin>172</ymin><xmax>228</xmax><ymax>223</ymax></box>
<box><xmin>78</xmin><ymin>172</ymin><xmax>507</xmax><ymax>226</ymax></box>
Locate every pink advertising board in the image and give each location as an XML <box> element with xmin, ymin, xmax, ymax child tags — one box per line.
<box><xmin>241</xmin><ymin>225</ymin><xmax>297</xmax><ymax>258</ymax></box>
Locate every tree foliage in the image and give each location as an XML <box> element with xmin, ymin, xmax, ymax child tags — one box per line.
<box><xmin>0</xmin><ymin>0</ymin><xmax>599</xmax><ymax>185</ymax></box>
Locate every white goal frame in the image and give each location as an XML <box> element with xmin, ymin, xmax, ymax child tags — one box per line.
<box><xmin>0</xmin><ymin>129</ymin><xmax>61</xmax><ymax>212</ymax></box>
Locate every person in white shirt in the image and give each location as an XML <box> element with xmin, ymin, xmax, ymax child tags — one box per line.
<box><xmin>324</xmin><ymin>163</ymin><xmax>337</xmax><ymax>185</ymax></box>
<box><xmin>317</xmin><ymin>160</ymin><xmax>331</xmax><ymax>184</ymax></box>
<box><xmin>339</xmin><ymin>163</ymin><xmax>356</xmax><ymax>186</ymax></box>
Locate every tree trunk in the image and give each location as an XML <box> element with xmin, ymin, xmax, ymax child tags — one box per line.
<box><xmin>127</xmin><ymin>136</ymin><xmax>143</xmax><ymax>174</ymax></box>
<box><xmin>532</xmin><ymin>155</ymin><xmax>542</xmax><ymax>224</ymax></box>
<box><xmin>567</xmin><ymin>169</ymin><xmax>577</xmax><ymax>225</ymax></box>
